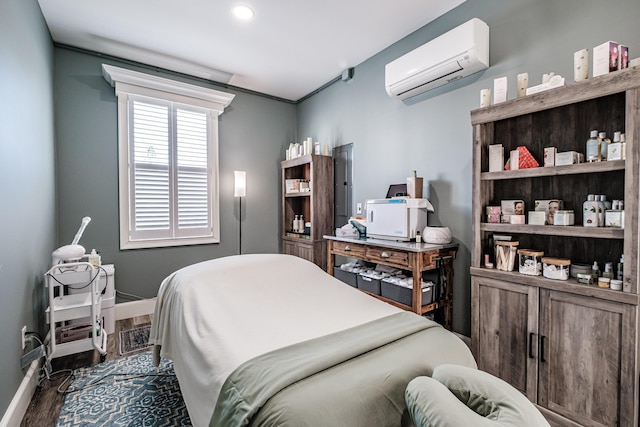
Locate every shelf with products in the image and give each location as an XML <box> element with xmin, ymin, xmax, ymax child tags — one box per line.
<box><xmin>281</xmin><ymin>154</ymin><xmax>333</xmax><ymax>269</ymax></box>
<box><xmin>470</xmin><ymin>267</ymin><xmax>637</xmax><ymax>305</ymax></box>
<box><xmin>480</xmin><ymin>223</ymin><xmax>624</xmax><ymax>239</ymax></box>
<box><xmin>470</xmin><ymin>66</ymin><xmax>640</xmax><ymax>426</ymax></box>
<box><xmin>480</xmin><ymin>159</ymin><xmax>624</xmax><ymax>180</ymax></box>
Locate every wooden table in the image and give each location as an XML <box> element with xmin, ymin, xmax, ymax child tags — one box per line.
<box><xmin>324</xmin><ymin>236</ymin><xmax>458</xmax><ymax>329</ymax></box>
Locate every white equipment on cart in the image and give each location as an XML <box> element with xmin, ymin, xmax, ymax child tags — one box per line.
<box><xmin>45</xmin><ymin>262</ymin><xmax>108</xmax><ymax>362</ymax></box>
<box><xmin>45</xmin><ymin>217</ymin><xmax>107</xmax><ymax>365</ymax></box>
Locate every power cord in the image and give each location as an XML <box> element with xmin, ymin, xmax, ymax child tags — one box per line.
<box><xmin>46</xmin><ymin>265</ymin><xmax>107</xmax><ymax>294</ymax></box>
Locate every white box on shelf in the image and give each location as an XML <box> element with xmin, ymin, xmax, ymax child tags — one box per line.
<box><xmin>555</xmin><ymin>151</ymin><xmax>582</xmax><ymax>165</ymax></box>
<box><xmin>607</xmin><ymin>143</ymin><xmax>624</xmax><ymax>161</ymax></box>
<box><xmin>493</xmin><ymin>76</ymin><xmax>508</xmax><ymax>104</ymax></box>
<box><xmin>510</xmin><ymin>149</ymin><xmax>520</xmax><ymax>170</ymax></box>
<box><xmin>528</xmin><ymin>211</ymin><xmax>546</xmax><ymax>225</ymax></box>
<box><xmin>489</xmin><ymin>144</ymin><xmax>504</xmax><ymax>172</ymax></box>
<box><xmin>593</xmin><ymin>41</ymin><xmax>619</xmax><ymax>77</ymax></box>
<box><xmin>544</xmin><ymin>147</ymin><xmax>556</xmax><ymax>167</ymax></box>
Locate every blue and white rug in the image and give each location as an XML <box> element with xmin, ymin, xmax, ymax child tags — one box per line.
<box><xmin>57</xmin><ymin>351</ymin><xmax>192</xmax><ymax>426</ymax></box>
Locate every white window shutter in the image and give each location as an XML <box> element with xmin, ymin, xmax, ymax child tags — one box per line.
<box><xmin>175</xmin><ymin>108</ymin><xmax>212</xmax><ymax>237</ymax></box>
<box><xmin>102</xmin><ymin>64</ymin><xmax>234</xmax><ymax>249</ymax></box>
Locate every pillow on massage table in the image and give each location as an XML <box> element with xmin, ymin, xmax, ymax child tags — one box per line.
<box><xmin>405</xmin><ymin>364</ymin><xmax>550</xmax><ymax>427</ymax></box>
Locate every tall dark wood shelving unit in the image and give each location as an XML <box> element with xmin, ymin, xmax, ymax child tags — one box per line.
<box><xmin>281</xmin><ymin>154</ymin><xmax>334</xmax><ymax>270</ymax></box>
<box><xmin>470</xmin><ymin>66</ymin><xmax>640</xmax><ymax>426</ymax></box>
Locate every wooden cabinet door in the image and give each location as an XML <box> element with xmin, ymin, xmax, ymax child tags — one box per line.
<box><xmin>471</xmin><ymin>276</ymin><xmax>539</xmax><ymax>401</ymax></box>
<box><xmin>538</xmin><ymin>289</ymin><xmax>636</xmax><ymax>426</ymax></box>
<box><xmin>296</xmin><ymin>243</ymin><xmax>313</xmax><ymax>262</ymax></box>
<box><xmin>282</xmin><ymin>240</ymin><xmax>298</xmax><ymax>256</ymax></box>
<box><xmin>282</xmin><ymin>240</ymin><xmax>314</xmax><ymax>263</ymax></box>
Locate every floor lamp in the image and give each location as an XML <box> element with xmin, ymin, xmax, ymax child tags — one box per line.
<box><xmin>234</xmin><ymin>171</ymin><xmax>246</xmax><ymax>254</ymax></box>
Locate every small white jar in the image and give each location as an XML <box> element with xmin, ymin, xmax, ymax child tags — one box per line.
<box><xmin>554</xmin><ymin>210</ymin><xmax>575</xmax><ymax>226</ymax></box>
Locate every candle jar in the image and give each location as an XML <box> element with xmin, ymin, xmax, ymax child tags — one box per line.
<box><xmin>518</xmin><ymin>249</ymin><xmax>544</xmax><ymax>276</ymax></box>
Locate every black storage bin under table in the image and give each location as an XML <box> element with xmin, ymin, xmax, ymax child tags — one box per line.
<box><xmin>381</xmin><ymin>280</ymin><xmax>434</xmax><ymax>306</ymax></box>
<box><xmin>357</xmin><ymin>273</ymin><xmax>381</xmax><ymax>295</ymax></box>
<box><xmin>333</xmin><ymin>267</ymin><xmax>358</xmax><ymax>287</ymax></box>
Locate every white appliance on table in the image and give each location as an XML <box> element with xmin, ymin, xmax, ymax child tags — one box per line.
<box><xmin>365</xmin><ymin>198</ymin><xmax>433</xmax><ymax>241</ymax></box>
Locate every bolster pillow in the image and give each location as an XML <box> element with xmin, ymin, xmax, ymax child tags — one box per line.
<box><xmin>405</xmin><ymin>364</ymin><xmax>550</xmax><ymax>427</ymax></box>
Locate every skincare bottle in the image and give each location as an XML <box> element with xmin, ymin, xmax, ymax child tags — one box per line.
<box><xmin>599</xmin><ymin>194</ymin><xmax>611</xmax><ymax>210</ymax></box>
<box><xmin>416</xmin><ymin>231</ymin><xmax>422</xmax><ymax>243</ymax></box>
<box><xmin>598</xmin><ymin>132</ymin><xmax>611</xmax><ymax>160</ymax></box>
<box><xmin>88</xmin><ymin>249</ymin><xmax>101</xmax><ymax>268</ymax></box>
<box><xmin>298</xmin><ymin>215</ymin><xmax>304</xmax><ymax>233</ymax></box>
<box><xmin>583</xmin><ymin>194</ymin><xmax>599</xmax><ymax>227</ymax></box>
<box><xmin>617</xmin><ymin>255</ymin><xmax>624</xmax><ymax>280</ymax></box>
<box><xmin>586</xmin><ymin>130</ymin><xmax>601</xmax><ymax>162</ymax></box>
<box><xmin>596</xmin><ymin>195</ymin><xmax>606</xmax><ymax>226</ymax></box>
<box><xmin>293</xmin><ymin>215</ymin><xmax>299</xmax><ymax>232</ymax></box>
<box><xmin>603</xmin><ymin>262</ymin><xmax>614</xmax><ymax>280</ymax></box>
<box><xmin>591</xmin><ymin>261</ymin><xmax>600</xmax><ymax>283</ymax></box>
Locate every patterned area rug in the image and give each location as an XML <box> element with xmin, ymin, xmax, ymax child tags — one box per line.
<box><xmin>57</xmin><ymin>352</ymin><xmax>192</xmax><ymax>426</ymax></box>
<box><xmin>119</xmin><ymin>324</ymin><xmax>153</xmax><ymax>355</ymax></box>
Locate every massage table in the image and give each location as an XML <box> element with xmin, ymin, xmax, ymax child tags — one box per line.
<box><xmin>149</xmin><ymin>254</ymin><xmax>476</xmax><ymax>426</ymax></box>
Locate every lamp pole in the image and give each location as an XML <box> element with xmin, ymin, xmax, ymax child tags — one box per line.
<box><xmin>234</xmin><ymin>171</ymin><xmax>247</xmax><ymax>255</ymax></box>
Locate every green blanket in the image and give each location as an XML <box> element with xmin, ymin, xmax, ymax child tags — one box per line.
<box><xmin>210</xmin><ymin>312</ymin><xmax>476</xmax><ymax>427</ymax></box>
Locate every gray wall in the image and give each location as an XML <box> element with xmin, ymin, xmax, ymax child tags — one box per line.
<box><xmin>0</xmin><ymin>0</ymin><xmax>56</xmax><ymax>417</ymax></box>
<box><xmin>54</xmin><ymin>48</ymin><xmax>297</xmax><ymax>300</ymax></box>
<box><xmin>297</xmin><ymin>0</ymin><xmax>640</xmax><ymax>335</ymax></box>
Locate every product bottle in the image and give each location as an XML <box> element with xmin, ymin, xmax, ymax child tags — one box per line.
<box><xmin>416</xmin><ymin>231</ymin><xmax>422</xmax><ymax>243</ymax></box>
<box><xmin>598</xmin><ymin>132</ymin><xmax>611</xmax><ymax>161</ymax></box>
<box><xmin>88</xmin><ymin>249</ymin><xmax>101</xmax><ymax>268</ymax></box>
<box><xmin>591</xmin><ymin>261</ymin><xmax>600</xmax><ymax>282</ymax></box>
<box><xmin>596</xmin><ymin>195</ymin><xmax>606</xmax><ymax>226</ymax></box>
<box><xmin>298</xmin><ymin>215</ymin><xmax>304</xmax><ymax>233</ymax></box>
<box><xmin>293</xmin><ymin>215</ymin><xmax>299</xmax><ymax>232</ymax></box>
<box><xmin>599</xmin><ymin>194</ymin><xmax>611</xmax><ymax>210</ymax></box>
<box><xmin>603</xmin><ymin>262</ymin><xmax>614</xmax><ymax>279</ymax></box>
<box><xmin>586</xmin><ymin>130</ymin><xmax>601</xmax><ymax>162</ymax></box>
<box><xmin>583</xmin><ymin>194</ymin><xmax>599</xmax><ymax>227</ymax></box>
<box><xmin>617</xmin><ymin>255</ymin><xmax>624</xmax><ymax>280</ymax></box>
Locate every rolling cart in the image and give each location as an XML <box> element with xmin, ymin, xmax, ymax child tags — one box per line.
<box><xmin>45</xmin><ymin>262</ymin><xmax>108</xmax><ymax>364</ymax></box>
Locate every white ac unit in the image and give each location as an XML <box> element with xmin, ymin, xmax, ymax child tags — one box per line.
<box><xmin>385</xmin><ymin>18</ymin><xmax>489</xmax><ymax>100</ymax></box>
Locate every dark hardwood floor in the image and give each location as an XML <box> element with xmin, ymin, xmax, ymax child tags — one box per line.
<box><xmin>21</xmin><ymin>314</ymin><xmax>153</xmax><ymax>427</ymax></box>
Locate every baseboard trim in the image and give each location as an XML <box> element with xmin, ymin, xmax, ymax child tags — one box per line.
<box><xmin>0</xmin><ymin>359</ymin><xmax>42</xmax><ymax>427</ymax></box>
<box><xmin>115</xmin><ymin>298</ymin><xmax>156</xmax><ymax>320</ymax></box>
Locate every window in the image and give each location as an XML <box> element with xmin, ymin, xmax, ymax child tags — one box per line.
<box><xmin>102</xmin><ymin>64</ymin><xmax>234</xmax><ymax>249</ymax></box>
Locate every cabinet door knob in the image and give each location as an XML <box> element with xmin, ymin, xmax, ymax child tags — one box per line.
<box><xmin>344</xmin><ymin>245</ymin><xmax>351</xmax><ymax>251</ymax></box>
<box><xmin>381</xmin><ymin>251</ymin><xmax>390</xmax><ymax>258</ymax></box>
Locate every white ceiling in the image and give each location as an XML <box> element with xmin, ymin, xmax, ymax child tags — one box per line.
<box><xmin>38</xmin><ymin>0</ymin><xmax>465</xmax><ymax>102</ymax></box>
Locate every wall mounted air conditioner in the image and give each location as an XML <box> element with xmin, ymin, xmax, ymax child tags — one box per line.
<box><xmin>385</xmin><ymin>18</ymin><xmax>489</xmax><ymax>100</ymax></box>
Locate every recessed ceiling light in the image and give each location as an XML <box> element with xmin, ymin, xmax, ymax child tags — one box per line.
<box><xmin>232</xmin><ymin>5</ymin><xmax>255</xmax><ymax>20</ymax></box>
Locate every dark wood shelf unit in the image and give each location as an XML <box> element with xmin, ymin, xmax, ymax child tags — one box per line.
<box><xmin>471</xmin><ymin>66</ymin><xmax>640</xmax><ymax>427</ymax></box>
<box><xmin>281</xmin><ymin>154</ymin><xmax>334</xmax><ymax>270</ymax></box>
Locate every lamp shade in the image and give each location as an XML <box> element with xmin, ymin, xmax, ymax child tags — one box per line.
<box><xmin>234</xmin><ymin>171</ymin><xmax>246</xmax><ymax>197</ymax></box>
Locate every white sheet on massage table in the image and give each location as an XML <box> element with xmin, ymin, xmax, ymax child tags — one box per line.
<box><xmin>149</xmin><ymin>253</ymin><xmax>402</xmax><ymax>427</ymax></box>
